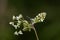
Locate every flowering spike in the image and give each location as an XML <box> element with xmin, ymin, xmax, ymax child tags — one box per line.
<box><xmin>9</xmin><ymin>12</ymin><xmax>46</xmax><ymax>36</ymax></box>
<box><xmin>31</xmin><ymin>12</ymin><xmax>46</xmax><ymax>24</ymax></box>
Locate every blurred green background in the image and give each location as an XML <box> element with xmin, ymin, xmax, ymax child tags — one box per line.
<box><xmin>0</xmin><ymin>0</ymin><xmax>60</xmax><ymax>40</ymax></box>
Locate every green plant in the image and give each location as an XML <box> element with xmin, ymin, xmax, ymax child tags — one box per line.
<box><xmin>9</xmin><ymin>12</ymin><xmax>46</xmax><ymax>40</ymax></box>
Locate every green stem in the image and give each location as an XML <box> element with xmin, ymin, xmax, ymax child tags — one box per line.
<box><xmin>32</xmin><ymin>26</ymin><xmax>39</xmax><ymax>40</ymax></box>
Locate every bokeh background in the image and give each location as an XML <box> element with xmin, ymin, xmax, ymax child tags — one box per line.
<box><xmin>0</xmin><ymin>0</ymin><xmax>60</xmax><ymax>40</ymax></box>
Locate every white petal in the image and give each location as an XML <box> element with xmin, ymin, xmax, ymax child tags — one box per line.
<box><xmin>42</xmin><ymin>12</ymin><xmax>46</xmax><ymax>16</ymax></box>
<box><xmin>40</xmin><ymin>12</ymin><xmax>46</xmax><ymax>22</ymax></box>
<box><xmin>40</xmin><ymin>19</ymin><xmax>44</xmax><ymax>22</ymax></box>
<box><xmin>13</xmin><ymin>16</ymin><xmax>16</xmax><ymax>20</ymax></box>
<box><xmin>41</xmin><ymin>12</ymin><xmax>46</xmax><ymax>18</ymax></box>
<box><xmin>9</xmin><ymin>22</ymin><xmax>14</xmax><ymax>25</ymax></box>
<box><xmin>16</xmin><ymin>16</ymin><xmax>19</xmax><ymax>20</ymax></box>
<box><xmin>14</xmin><ymin>31</ymin><xmax>18</xmax><ymax>35</ymax></box>
<box><xmin>36</xmin><ymin>16</ymin><xmax>38</xmax><ymax>18</ymax></box>
<box><xmin>13</xmin><ymin>25</ymin><xmax>17</xmax><ymax>29</ymax></box>
<box><xmin>18</xmin><ymin>30</ymin><xmax>23</xmax><ymax>35</ymax></box>
<box><xmin>38</xmin><ymin>13</ymin><xmax>41</xmax><ymax>16</ymax></box>
<box><xmin>19</xmin><ymin>14</ymin><xmax>23</xmax><ymax>18</ymax></box>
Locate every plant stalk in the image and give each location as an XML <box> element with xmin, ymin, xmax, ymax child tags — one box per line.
<box><xmin>32</xmin><ymin>25</ymin><xmax>39</xmax><ymax>40</ymax></box>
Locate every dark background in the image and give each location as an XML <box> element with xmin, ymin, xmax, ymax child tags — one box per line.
<box><xmin>0</xmin><ymin>0</ymin><xmax>60</xmax><ymax>40</ymax></box>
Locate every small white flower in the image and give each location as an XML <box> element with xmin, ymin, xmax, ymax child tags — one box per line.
<box><xmin>14</xmin><ymin>31</ymin><xmax>18</xmax><ymax>35</ymax></box>
<box><xmin>13</xmin><ymin>15</ymin><xmax>16</xmax><ymax>20</ymax></box>
<box><xmin>36</xmin><ymin>16</ymin><xmax>38</xmax><ymax>18</ymax></box>
<box><xmin>16</xmin><ymin>16</ymin><xmax>19</xmax><ymax>20</ymax></box>
<box><xmin>38</xmin><ymin>14</ymin><xmax>41</xmax><ymax>16</ymax></box>
<box><xmin>16</xmin><ymin>14</ymin><xmax>23</xmax><ymax>20</ymax></box>
<box><xmin>9</xmin><ymin>22</ymin><xmax>14</xmax><ymax>25</ymax></box>
<box><xmin>9</xmin><ymin>22</ymin><xmax>18</xmax><ymax>29</ymax></box>
<box><xmin>13</xmin><ymin>25</ymin><xmax>18</xmax><ymax>29</ymax></box>
<box><xmin>40</xmin><ymin>19</ymin><xmax>44</xmax><ymax>22</ymax></box>
<box><xmin>19</xmin><ymin>14</ymin><xmax>23</xmax><ymax>19</ymax></box>
<box><xmin>18</xmin><ymin>30</ymin><xmax>23</xmax><ymax>35</ymax></box>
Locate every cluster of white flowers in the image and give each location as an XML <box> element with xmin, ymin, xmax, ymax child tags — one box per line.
<box><xmin>9</xmin><ymin>12</ymin><xmax>46</xmax><ymax>35</ymax></box>
<box><xmin>9</xmin><ymin>14</ymin><xmax>32</xmax><ymax>35</ymax></box>
<box><xmin>12</xmin><ymin>14</ymin><xmax>23</xmax><ymax>20</ymax></box>
<box><xmin>14</xmin><ymin>30</ymin><xmax>23</xmax><ymax>35</ymax></box>
<box><xmin>9</xmin><ymin>14</ymin><xmax>23</xmax><ymax>35</ymax></box>
<box><xmin>31</xmin><ymin>12</ymin><xmax>46</xmax><ymax>24</ymax></box>
<box><xmin>9</xmin><ymin>14</ymin><xmax>23</xmax><ymax>29</ymax></box>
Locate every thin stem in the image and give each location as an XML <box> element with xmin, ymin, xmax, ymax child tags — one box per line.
<box><xmin>32</xmin><ymin>25</ymin><xmax>39</xmax><ymax>40</ymax></box>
